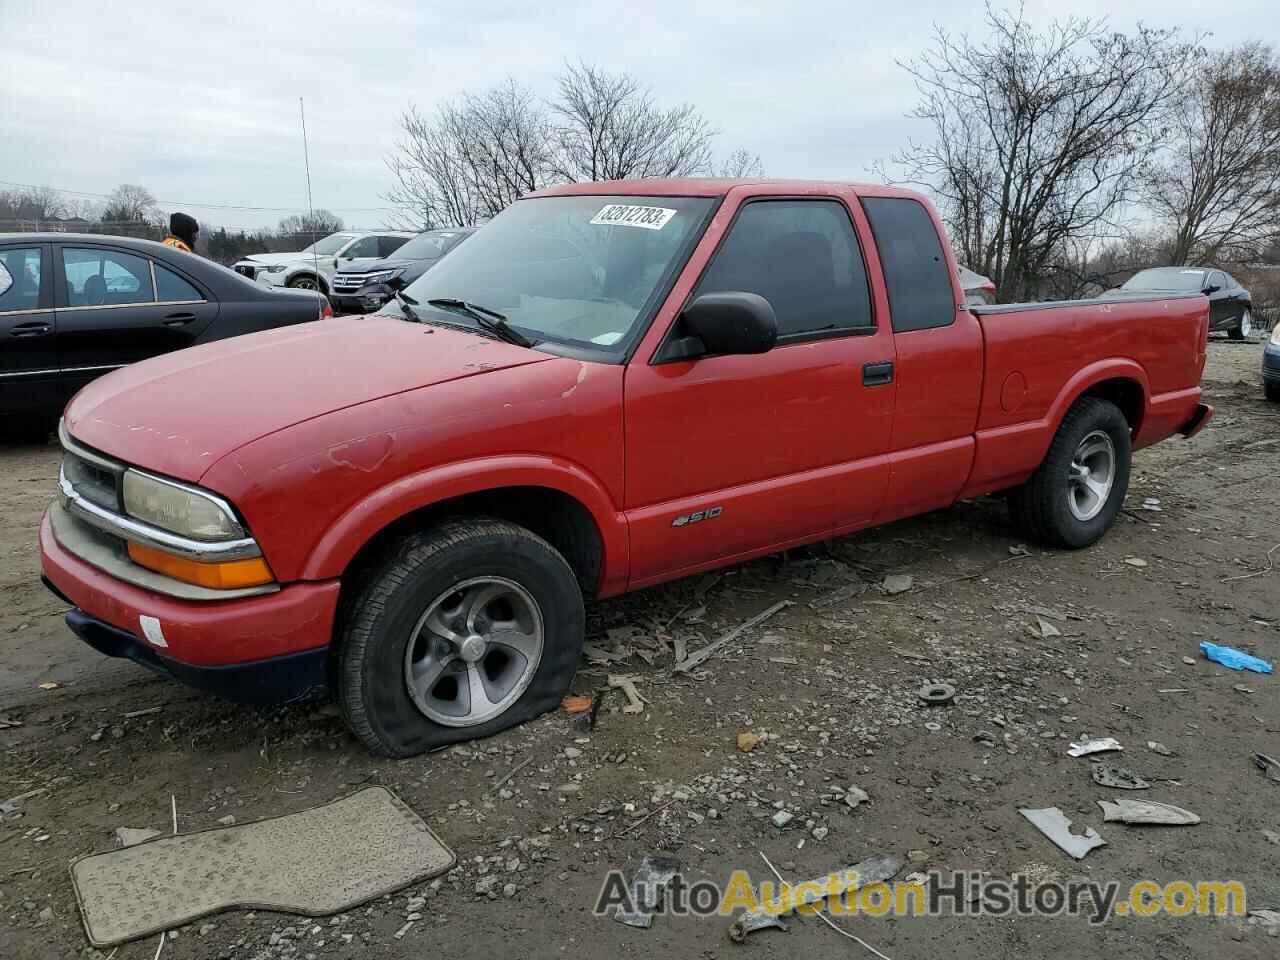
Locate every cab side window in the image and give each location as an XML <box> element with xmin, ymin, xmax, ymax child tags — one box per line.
<box><xmin>0</xmin><ymin>248</ymin><xmax>43</xmax><ymax>313</ymax></box>
<box><xmin>693</xmin><ymin>200</ymin><xmax>874</xmax><ymax>339</ymax></box>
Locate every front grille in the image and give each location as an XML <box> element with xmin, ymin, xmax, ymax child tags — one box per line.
<box><xmin>331</xmin><ymin>274</ymin><xmax>367</xmax><ymax>293</ymax></box>
<box><xmin>235</xmin><ymin>264</ymin><xmax>258</xmax><ymax>279</ymax></box>
<box><xmin>62</xmin><ymin>448</ymin><xmax>121</xmax><ymax>512</ymax></box>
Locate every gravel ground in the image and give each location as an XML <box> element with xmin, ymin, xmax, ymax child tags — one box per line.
<box><xmin>1</xmin><ymin>338</ymin><xmax>1277</xmax><ymax>959</ymax></box>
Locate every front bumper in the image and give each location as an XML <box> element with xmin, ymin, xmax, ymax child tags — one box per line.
<box><xmin>41</xmin><ymin>511</ymin><xmax>340</xmax><ymax>680</ymax></box>
<box><xmin>59</xmin><ymin>607</ymin><xmax>329</xmax><ymax>704</ymax></box>
<box><xmin>330</xmin><ymin>281</ymin><xmax>394</xmax><ymax>311</ymax></box>
<box><xmin>1263</xmin><ymin>342</ymin><xmax>1280</xmax><ymax>384</ymax></box>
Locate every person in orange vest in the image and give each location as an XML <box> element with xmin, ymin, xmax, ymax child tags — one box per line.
<box><xmin>162</xmin><ymin>213</ymin><xmax>199</xmax><ymax>253</ymax></box>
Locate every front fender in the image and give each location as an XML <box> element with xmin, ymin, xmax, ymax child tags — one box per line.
<box><xmin>300</xmin><ymin>454</ymin><xmax>629</xmax><ymax>593</ymax></box>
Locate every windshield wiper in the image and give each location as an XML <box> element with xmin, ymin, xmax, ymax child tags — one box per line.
<box><xmin>393</xmin><ymin>289</ymin><xmax>420</xmax><ymax>320</ymax></box>
<box><xmin>427</xmin><ymin>298</ymin><xmax>535</xmax><ymax>348</ymax></box>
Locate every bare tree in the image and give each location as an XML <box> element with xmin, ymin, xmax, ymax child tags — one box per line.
<box><xmin>717</xmin><ymin>149</ymin><xmax>765</xmax><ymax>178</ymax></box>
<box><xmin>386</xmin><ymin>80</ymin><xmax>552</xmax><ymax>229</ymax></box>
<box><xmin>385</xmin><ymin>65</ymin><xmax>722</xmax><ymax>227</ymax></box>
<box><xmin>277</xmin><ymin>210</ymin><xmax>344</xmax><ymax>236</ymax></box>
<box><xmin>1147</xmin><ymin>43</ymin><xmax>1280</xmax><ymax>265</ymax></box>
<box><xmin>890</xmin><ymin>6</ymin><xmax>1199</xmax><ymax>301</ymax></box>
<box><xmin>101</xmin><ymin>184</ymin><xmax>158</xmax><ymax>224</ymax></box>
<box><xmin>548</xmin><ymin>63</ymin><xmax>716</xmax><ymax>182</ymax></box>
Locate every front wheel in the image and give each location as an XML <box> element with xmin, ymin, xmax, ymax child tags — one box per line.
<box><xmin>1009</xmin><ymin>397</ymin><xmax>1131</xmax><ymax>549</ymax></box>
<box><xmin>1266</xmin><ymin>381</ymin><xmax>1280</xmax><ymax>403</ymax></box>
<box><xmin>336</xmin><ymin>518</ymin><xmax>585</xmax><ymax>757</ymax></box>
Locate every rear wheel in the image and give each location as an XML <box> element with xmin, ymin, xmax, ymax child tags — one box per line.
<box><xmin>1266</xmin><ymin>381</ymin><xmax>1280</xmax><ymax>403</ymax></box>
<box><xmin>1229</xmin><ymin>309</ymin><xmax>1252</xmax><ymax>341</ymax></box>
<box><xmin>1009</xmin><ymin>397</ymin><xmax>1131</xmax><ymax>548</ymax></box>
<box><xmin>336</xmin><ymin>518</ymin><xmax>585</xmax><ymax>757</ymax></box>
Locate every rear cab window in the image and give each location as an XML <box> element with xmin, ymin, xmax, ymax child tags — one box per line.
<box><xmin>861</xmin><ymin>197</ymin><xmax>956</xmax><ymax>333</ymax></box>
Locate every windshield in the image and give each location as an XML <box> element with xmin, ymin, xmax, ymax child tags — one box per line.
<box><xmin>394</xmin><ymin>231</ymin><xmax>464</xmax><ymax>260</ymax></box>
<box><xmin>400</xmin><ymin>195</ymin><xmax>714</xmax><ymax>353</ymax></box>
<box><xmin>301</xmin><ymin>233</ymin><xmax>355</xmax><ymax>256</ymax></box>
<box><xmin>1122</xmin><ymin>267</ymin><xmax>1206</xmax><ymax>292</ymax></box>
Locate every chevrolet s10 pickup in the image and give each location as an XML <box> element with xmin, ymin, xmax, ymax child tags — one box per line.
<box><xmin>41</xmin><ymin>179</ymin><xmax>1213</xmax><ymax>756</ymax></box>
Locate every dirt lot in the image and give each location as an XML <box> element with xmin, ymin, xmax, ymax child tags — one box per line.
<box><xmin>2</xmin><ymin>340</ymin><xmax>1278</xmax><ymax>959</ymax></box>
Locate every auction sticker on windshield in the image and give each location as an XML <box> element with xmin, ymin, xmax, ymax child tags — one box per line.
<box><xmin>590</xmin><ymin>204</ymin><xmax>677</xmax><ymax>230</ymax></box>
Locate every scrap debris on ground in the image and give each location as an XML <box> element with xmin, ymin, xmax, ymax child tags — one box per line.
<box><xmin>1</xmin><ymin>343</ymin><xmax>1278</xmax><ymax>957</ymax></box>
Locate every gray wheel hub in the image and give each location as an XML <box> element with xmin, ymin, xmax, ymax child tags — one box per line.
<box><xmin>1067</xmin><ymin>429</ymin><xmax>1115</xmax><ymax>522</ymax></box>
<box><xmin>403</xmin><ymin>576</ymin><xmax>544</xmax><ymax>727</ymax></box>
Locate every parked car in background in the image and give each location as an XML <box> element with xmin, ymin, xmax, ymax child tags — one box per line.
<box><xmin>0</xmin><ymin>234</ymin><xmax>330</xmax><ymax>436</ymax></box>
<box><xmin>959</xmin><ymin>265</ymin><xmax>997</xmax><ymax>305</ymax></box>
<box><xmin>233</xmin><ymin>231</ymin><xmax>414</xmax><ymax>297</ymax></box>
<box><xmin>43</xmin><ymin>178</ymin><xmax>1211</xmax><ymax>757</ymax></box>
<box><xmin>1110</xmin><ymin>266</ymin><xmax>1253</xmax><ymax>339</ymax></box>
<box><xmin>330</xmin><ymin>228</ymin><xmax>476</xmax><ymax>313</ymax></box>
<box><xmin>1264</xmin><ymin>323</ymin><xmax>1280</xmax><ymax>402</ymax></box>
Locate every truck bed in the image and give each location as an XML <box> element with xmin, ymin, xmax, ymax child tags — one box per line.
<box><xmin>963</xmin><ymin>292</ymin><xmax>1209</xmax><ymax>498</ymax></box>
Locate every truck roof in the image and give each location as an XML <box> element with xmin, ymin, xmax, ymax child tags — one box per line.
<box><xmin>530</xmin><ymin>178</ymin><xmax>925</xmax><ymax>200</ymax></box>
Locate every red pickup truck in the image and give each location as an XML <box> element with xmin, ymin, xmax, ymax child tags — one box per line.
<box><xmin>41</xmin><ymin>179</ymin><xmax>1213</xmax><ymax>756</ymax></box>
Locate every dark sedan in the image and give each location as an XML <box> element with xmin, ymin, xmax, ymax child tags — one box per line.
<box><xmin>0</xmin><ymin>234</ymin><xmax>330</xmax><ymax>437</ymax></box>
<box><xmin>329</xmin><ymin>227</ymin><xmax>476</xmax><ymax>313</ymax></box>
<box><xmin>1110</xmin><ymin>266</ymin><xmax>1254</xmax><ymax>339</ymax></box>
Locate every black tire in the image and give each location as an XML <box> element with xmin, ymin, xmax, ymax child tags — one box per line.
<box><xmin>1228</xmin><ymin>325</ymin><xmax>1246</xmax><ymax>341</ymax></box>
<box><xmin>1008</xmin><ymin>397</ymin><xmax>1131</xmax><ymax>549</ymax></box>
<box><xmin>336</xmin><ymin>518</ymin><xmax>585</xmax><ymax>758</ymax></box>
<box><xmin>1266</xmin><ymin>381</ymin><xmax>1280</xmax><ymax>403</ymax></box>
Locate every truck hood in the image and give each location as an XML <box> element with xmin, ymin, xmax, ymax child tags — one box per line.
<box><xmin>63</xmin><ymin>317</ymin><xmax>551</xmax><ymax>483</ymax></box>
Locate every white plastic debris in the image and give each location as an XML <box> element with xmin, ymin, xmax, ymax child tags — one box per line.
<box><xmin>1020</xmin><ymin>807</ymin><xmax>1107</xmax><ymax>860</ymax></box>
<box><xmin>1068</xmin><ymin>737</ymin><xmax>1123</xmax><ymax>758</ymax></box>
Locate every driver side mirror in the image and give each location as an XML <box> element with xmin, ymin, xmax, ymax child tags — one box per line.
<box><xmin>661</xmin><ymin>292</ymin><xmax>777</xmax><ymax>362</ymax></box>
<box><xmin>1203</xmin><ymin>283</ymin><xmax>1221</xmax><ymax>294</ymax></box>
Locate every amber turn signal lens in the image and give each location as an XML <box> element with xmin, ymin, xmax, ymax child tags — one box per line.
<box><xmin>127</xmin><ymin>542</ymin><xmax>274</xmax><ymax>589</ymax></box>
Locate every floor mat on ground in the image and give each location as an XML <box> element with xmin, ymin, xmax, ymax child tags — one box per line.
<box><xmin>70</xmin><ymin>786</ymin><xmax>454</xmax><ymax>947</ymax></box>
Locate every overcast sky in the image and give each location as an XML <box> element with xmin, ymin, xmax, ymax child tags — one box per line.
<box><xmin>0</xmin><ymin>0</ymin><xmax>1270</xmax><ymax>230</ymax></box>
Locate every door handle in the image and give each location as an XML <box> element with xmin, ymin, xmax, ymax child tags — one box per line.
<box><xmin>163</xmin><ymin>312</ymin><xmax>197</xmax><ymax>327</ymax></box>
<box><xmin>862</xmin><ymin>361</ymin><xmax>894</xmax><ymax>386</ymax></box>
<box><xmin>10</xmin><ymin>321</ymin><xmax>51</xmax><ymax>338</ymax></box>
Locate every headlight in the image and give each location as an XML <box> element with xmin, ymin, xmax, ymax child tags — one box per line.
<box><xmin>265</xmin><ymin>264</ymin><xmax>287</xmax><ymax>273</ymax></box>
<box><xmin>365</xmin><ymin>269</ymin><xmax>403</xmax><ymax>284</ymax></box>
<box><xmin>122</xmin><ymin>470</ymin><xmax>246</xmax><ymax>541</ymax></box>
<box><xmin>1271</xmin><ymin>324</ymin><xmax>1280</xmax><ymax>346</ymax></box>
